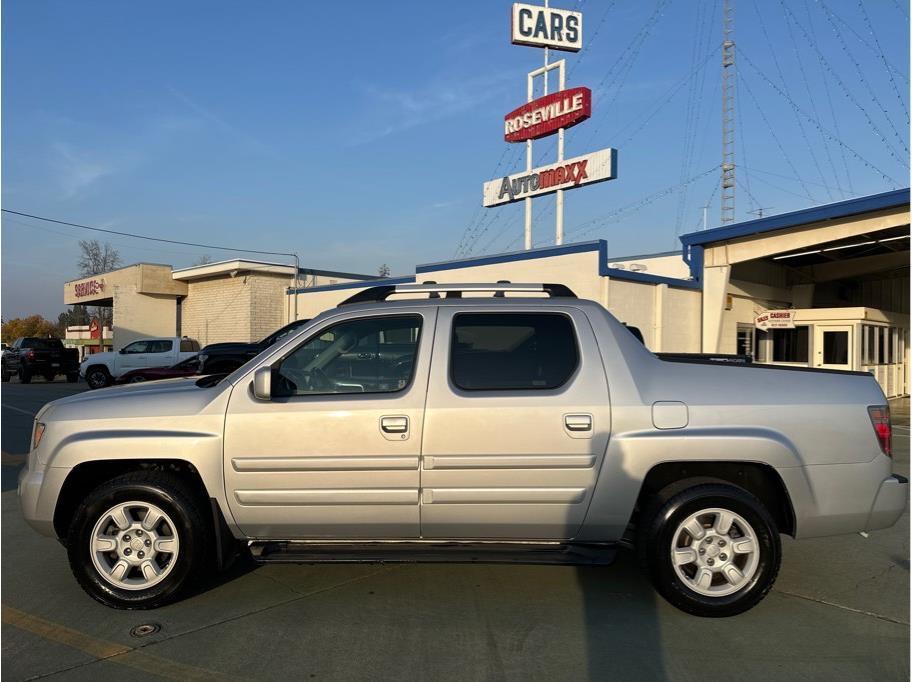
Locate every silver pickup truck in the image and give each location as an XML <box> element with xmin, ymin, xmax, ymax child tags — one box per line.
<box><xmin>18</xmin><ymin>282</ymin><xmax>908</xmax><ymax>616</ymax></box>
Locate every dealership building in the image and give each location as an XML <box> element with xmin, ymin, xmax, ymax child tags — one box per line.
<box><xmin>63</xmin><ymin>189</ymin><xmax>910</xmax><ymax>397</ymax></box>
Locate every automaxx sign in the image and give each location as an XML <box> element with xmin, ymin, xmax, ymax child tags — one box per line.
<box><xmin>483</xmin><ymin>148</ymin><xmax>617</xmax><ymax>207</ymax></box>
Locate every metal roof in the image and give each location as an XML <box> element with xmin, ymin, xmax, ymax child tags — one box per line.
<box><xmin>679</xmin><ymin>188</ymin><xmax>910</xmax><ymax>247</ymax></box>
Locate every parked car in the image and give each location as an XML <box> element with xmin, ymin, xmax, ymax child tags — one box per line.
<box><xmin>114</xmin><ymin>356</ymin><xmax>201</xmax><ymax>385</ymax></box>
<box><xmin>18</xmin><ymin>282</ymin><xmax>907</xmax><ymax>615</ymax></box>
<box><xmin>2</xmin><ymin>337</ymin><xmax>79</xmax><ymax>383</ymax></box>
<box><xmin>80</xmin><ymin>337</ymin><xmax>200</xmax><ymax>389</ymax></box>
<box><xmin>196</xmin><ymin>319</ymin><xmax>311</xmax><ymax>374</ymax></box>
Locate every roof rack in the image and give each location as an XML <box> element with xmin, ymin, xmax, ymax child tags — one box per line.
<box><xmin>338</xmin><ymin>282</ymin><xmax>577</xmax><ymax>306</ymax></box>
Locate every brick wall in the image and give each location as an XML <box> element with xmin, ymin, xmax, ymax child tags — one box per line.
<box><xmin>182</xmin><ymin>272</ymin><xmax>289</xmax><ymax>346</ymax></box>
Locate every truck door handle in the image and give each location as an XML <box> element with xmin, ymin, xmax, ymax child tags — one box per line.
<box><xmin>564</xmin><ymin>414</ymin><xmax>592</xmax><ymax>431</ymax></box>
<box><xmin>380</xmin><ymin>416</ymin><xmax>409</xmax><ymax>434</ymax></box>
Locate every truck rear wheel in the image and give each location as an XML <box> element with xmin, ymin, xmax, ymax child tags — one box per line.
<box><xmin>66</xmin><ymin>471</ymin><xmax>211</xmax><ymax>609</ymax></box>
<box><xmin>85</xmin><ymin>366</ymin><xmax>111</xmax><ymax>389</ymax></box>
<box><xmin>639</xmin><ymin>483</ymin><xmax>780</xmax><ymax>617</ymax></box>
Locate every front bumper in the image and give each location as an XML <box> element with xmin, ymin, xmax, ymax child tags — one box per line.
<box><xmin>18</xmin><ymin>458</ymin><xmax>69</xmax><ymax>538</ymax></box>
<box><xmin>866</xmin><ymin>474</ymin><xmax>909</xmax><ymax>531</ymax></box>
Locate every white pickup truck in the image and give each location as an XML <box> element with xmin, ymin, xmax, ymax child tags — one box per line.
<box><xmin>80</xmin><ymin>337</ymin><xmax>200</xmax><ymax>389</ymax></box>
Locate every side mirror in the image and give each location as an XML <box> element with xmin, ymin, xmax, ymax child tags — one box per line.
<box><xmin>252</xmin><ymin>366</ymin><xmax>272</xmax><ymax>400</ymax></box>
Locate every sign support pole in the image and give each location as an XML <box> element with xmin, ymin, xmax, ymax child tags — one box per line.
<box><xmin>524</xmin><ymin>71</ymin><xmax>533</xmax><ymax>250</ymax></box>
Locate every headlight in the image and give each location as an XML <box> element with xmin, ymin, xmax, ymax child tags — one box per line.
<box><xmin>32</xmin><ymin>422</ymin><xmax>46</xmax><ymax>450</ymax></box>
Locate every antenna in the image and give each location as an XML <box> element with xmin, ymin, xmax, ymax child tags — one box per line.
<box><xmin>721</xmin><ymin>0</ymin><xmax>736</xmax><ymax>224</ymax></box>
<box><xmin>748</xmin><ymin>206</ymin><xmax>773</xmax><ymax>219</ymax></box>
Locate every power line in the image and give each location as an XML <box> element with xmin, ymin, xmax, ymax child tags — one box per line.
<box><xmin>1</xmin><ymin>209</ymin><xmax>297</xmax><ymax>258</ymax></box>
<box><xmin>812</xmin><ymin>0</ymin><xmax>908</xmax><ymax>158</ymax></box>
<box><xmin>856</xmin><ymin>0</ymin><xmax>910</xmax><ymax>126</ymax></box>
<box><xmin>738</xmin><ymin>72</ymin><xmax>816</xmax><ymax>202</ymax></box>
<box><xmin>738</xmin><ymin>47</ymin><xmax>901</xmax><ymax>186</ymax></box>
<box><xmin>779</xmin><ymin>1</ymin><xmax>908</xmax><ymax>169</ymax></box>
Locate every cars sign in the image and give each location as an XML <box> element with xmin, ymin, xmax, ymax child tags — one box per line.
<box><xmin>511</xmin><ymin>3</ymin><xmax>583</xmax><ymax>52</ymax></box>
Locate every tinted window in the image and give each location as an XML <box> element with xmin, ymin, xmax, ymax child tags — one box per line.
<box><xmin>179</xmin><ymin>339</ymin><xmax>200</xmax><ymax>352</ymax></box>
<box><xmin>21</xmin><ymin>338</ymin><xmax>62</xmax><ymax>350</ymax></box>
<box><xmin>771</xmin><ymin>327</ymin><xmax>808</xmax><ymax>362</ymax></box>
<box><xmin>450</xmin><ymin>313</ymin><xmax>578</xmax><ymax>391</ymax></box>
<box><xmin>273</xmin><ymin>315</ymin><xmax>421</xmax><ymax>397</ymax></box>
<box><xmin>122</xmin><ymin>341</ymin><xmax>149</xmax><ymax>354</ymax></box>
<box><xmin>146</xmin><ymin>340</ymin><xmax>172</xmax><ymax>353</ymax></box>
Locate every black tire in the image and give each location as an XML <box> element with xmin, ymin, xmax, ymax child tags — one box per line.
<box><xmin>638</xmin><ymin>483</ymin><xmax>780</xmax><ymax>617</ymax></box>
<box><xmin>67</xmin><ymin>471</ymin><xmax>212</xmax><ymax>609</ymax></box>
<box><xmin>18</xmin><ymin>369</ymin><xmax>32</xmax><ymax>384</ymax></box>
<box><xmin>1</xmin><ymin>371</ymin><xmax>9</xmax><ymax>383</ymax></box>
<box><xmin>85</xmin><ymin>366</ymin><xmax>111</xmax><ymax>389</ymax></box>
<box><xmin>66</xmin><ymin>372</ymin><xmax>79</xmax><ymax>383</ymax></box>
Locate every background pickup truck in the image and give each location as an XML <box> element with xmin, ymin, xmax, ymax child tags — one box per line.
<box><xmin>18</xmin><ymin>282</ymin><xmax>907</xmax><ymax>616</ymax></box>
<box><xmin>80</xmin><ymin>337</ymin><xmax>200</xmax><ymax>389</ymax></box>
<box><xmin>2</xmin><ymin>337</ymin><xmax>79</xmax><ymax>383</ymax></box>
<box><xmin>197</xmin><ymin>319</ymin><xmax>310</xmax><ymax>374</ymax></box>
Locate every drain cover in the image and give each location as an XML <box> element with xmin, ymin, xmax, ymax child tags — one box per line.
<box><xmin>130</xmin><ymin>623</ymin><xmax>161</xmax><ymax>638</ymax></box>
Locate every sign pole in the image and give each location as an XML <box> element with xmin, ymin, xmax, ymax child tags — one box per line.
<box><xmin>524</xmin><ymin>69</ymin><xmax>533</xmax><ymax>250</ymax></box>
<box><xmin>556</xmin><ymin>60</ymin><xmax>565</xmax><ymax>245</ymax></box>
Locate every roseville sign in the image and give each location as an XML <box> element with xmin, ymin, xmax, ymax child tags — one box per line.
<box><xmin>755</xmin><ymin>310</ymin><xmax>796</xmax><ymax>330</ymax></box>
<box><xmin>511</xmin><ymin>3</ymin><xmax>582</xmax><ymax>52</ymax></box>
<box><xmin>74</xmin><ymin>279</ymin><xmax>106</xmax><ymax>298</ymax></box>
<box><xmin>504</xmin><ymin>87</ymin><xmax>591</xmax><ymax>142</ymax></box>
<box><xmin>483</xmin><ymin>147</ymin><xmax>617</xmax><ymax>207</ymax></box>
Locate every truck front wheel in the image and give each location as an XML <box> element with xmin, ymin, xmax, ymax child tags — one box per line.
<box><xmin>66</xmin><ymin>471</ymin><xmax>211</xmax><ymax>609</ymax></box>
<box><xmin>639</xmin><ymin>483</ymin><xmax>780</xmax><ymax>617</ymax></box>
<box><xmin>85</xmin><ymin>366</ymin><xmax>111</xmax><ymax>389</ymax></box>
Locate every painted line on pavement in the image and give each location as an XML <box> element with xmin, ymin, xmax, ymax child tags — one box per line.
<box><xmin>1</xmin><ymin>605</ymin><xmax>233</xmax><ymax>680</ymax></box>
<box><xmin>1</xmin><ymin>403</ymin><xmax>38</xmax><ymax>417</ymax></box>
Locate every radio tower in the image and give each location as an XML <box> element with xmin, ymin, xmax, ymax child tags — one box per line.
<box><xmin>721</xmin><ymin>0</ymin><xmax>736</xmax><ymax>224</ymax></box>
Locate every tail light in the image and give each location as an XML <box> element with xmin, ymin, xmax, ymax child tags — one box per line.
<box><xmin>868</xmin><ymin>406</ymin><xmax>892</xmax><ymax>458</ymax></box>
<box><xmin>25</xmin><ymin>350</ymin><xmax>36</xmax><ymax>360</ymax></box>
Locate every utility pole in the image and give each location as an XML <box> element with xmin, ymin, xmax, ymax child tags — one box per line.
<box><xmin>721</xmin><ymin>0</ymin><xmax>736</xmax><ymax>224</ymax></box>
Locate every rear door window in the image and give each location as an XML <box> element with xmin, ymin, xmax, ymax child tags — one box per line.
<box><xmin>450</xmin><ymin>313</ymin><xmax>579</xmax><ymax>391</ymax></box>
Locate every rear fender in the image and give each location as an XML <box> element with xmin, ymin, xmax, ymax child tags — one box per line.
<box><xmin>577</xmin><ymin>426</ymin><xmax>805</xmax><ymax>542</ymax></box>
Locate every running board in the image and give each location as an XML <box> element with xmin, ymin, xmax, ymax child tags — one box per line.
<box><xmin>249</xmin><ymin>541</ymin><xmax>617</xmax><ymax>566</ymax></box>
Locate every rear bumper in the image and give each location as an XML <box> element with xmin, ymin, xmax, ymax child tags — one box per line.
<box><xmin>866</xmin><ymin>474</ymin><xmax>908</xmax><ymax>531</ymax></box>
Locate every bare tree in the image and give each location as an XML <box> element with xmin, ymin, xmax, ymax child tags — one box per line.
<box><xmin>193</xmin><ymin>254</ymin><xmax>214</xmax><ymax>265</ymax></box>
<box><xmin>77</xmin><ymin>240</ymin><xmax>121</xmax><ymax>327</ymax></box>
<box><xmin>78</xmin><ymin>240</ymin><xmax>121</xmax><ymax>277</ymax></box>
<box><xmin>377</xmin><ymin>263</ymin><xmax>391</xmax><ymax>278</ymax></box>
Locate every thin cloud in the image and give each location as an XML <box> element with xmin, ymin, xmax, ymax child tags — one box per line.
<box><xmin>168</xmin><ymin>86</ymin><xmax>275</xmax><ymax>156</ymax></box>
<box><xmin>52</xmin><ymin>142</ymin><xmax>113</xmax><ymax>199</ymax></box>
<box><xmin>349</xmin><ymin>71</ymin><xmax>513</xmax><ymax>146</ymax></box>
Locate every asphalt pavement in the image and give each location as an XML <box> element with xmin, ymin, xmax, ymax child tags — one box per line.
<box><xmin>1</xmin><ymin>380</ymin><xmax>908</xmax><ymax>680</ymax></box>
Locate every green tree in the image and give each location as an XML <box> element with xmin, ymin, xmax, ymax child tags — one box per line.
<box><xmin>2</xmin><ymin>315</ymin><xmax>60</xmax><ymax>343</ymax></box>
<box><xmin>56</xmin><ymin>305</ymin><xmax>91</xmax><ymax>336</ymax></box>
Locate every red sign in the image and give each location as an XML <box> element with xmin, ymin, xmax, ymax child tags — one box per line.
<box><xmin>89</xmin><ymin>319</ymin><xmax>100</xmax><ymax>339</ymax></box>
<box><xmin>504</xmin><ymin>87</ymin><xmax>591</xmax><ymax>143</ymax></box>
<box><xmin>74</xmin><ymin>279</ymin><xmax>106</xmax><ymax>298</ymax></box>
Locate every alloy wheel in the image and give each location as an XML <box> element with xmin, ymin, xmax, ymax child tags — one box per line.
<box><xmin>89</xmin><ymin>501</ymin><xmax>180</xmax><ymax>591</ymax></box>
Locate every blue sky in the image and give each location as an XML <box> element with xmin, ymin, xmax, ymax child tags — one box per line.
<box><xmin>2</xmin><ymin>0</ymin><xmax>909</xmax><ymax>319</ymax></box>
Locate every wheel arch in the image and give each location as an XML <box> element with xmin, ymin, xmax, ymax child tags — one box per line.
<box><xmin>53</xmin><ymin>459</ymin><xmax>234</xmax><ymax>544</ymax></box>
<box><xmin>635</xmin><ymin>461</ymin><xmax>796</xmax><ymax>537</ymax></box>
